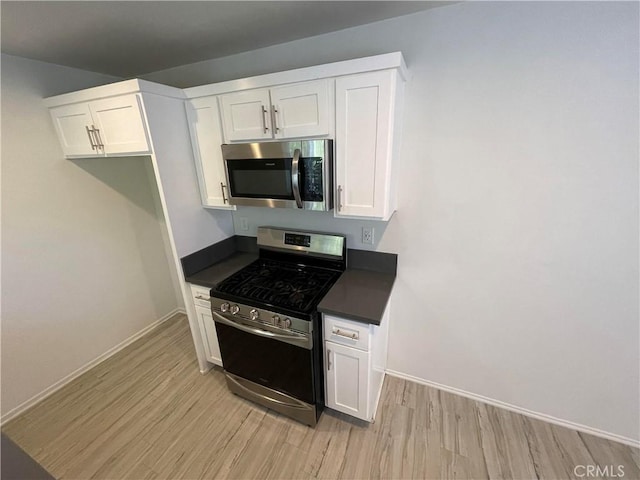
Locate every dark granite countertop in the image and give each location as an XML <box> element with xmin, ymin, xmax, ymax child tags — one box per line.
<box><xmin>184</xmin><ymin>252</ymin><xmax>257</xmax><ymax>289</ymax></box>
<box><xmin>317</xmin><ymin>268</ymin><xmax>395</xmax><ymax>326</ymax></box>
<box><xmin>181</xmin><ymin>235</ymin><xmax>397</xmax><ymax>325</ymax></box>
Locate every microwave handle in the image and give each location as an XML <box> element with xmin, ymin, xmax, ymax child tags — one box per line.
<box><xmin>291</xmin><ymin>148</ymin><xmax>303</xmax><ymax>208</ymax></box>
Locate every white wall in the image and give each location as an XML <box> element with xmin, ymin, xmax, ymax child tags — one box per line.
<box><xmin>144</xmin><ymin>2</ymin><xmax>639</xmax><ymax>442</ymax></box>
<box><xmin>1</xmin><ymin>54</ymin><xmax>183</xmax><ymax>418</ymax></box>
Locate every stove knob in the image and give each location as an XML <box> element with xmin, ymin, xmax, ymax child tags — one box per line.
<box><xmin>272</xmin><ymin>315</ymin><xmax>281</xmax><ymax>327</ymax></box>
<box><xmin>249</xmin><ymin>309</ymin><xmax>259</xmax><ymax>321</ymax></box>
<box><xmin>230</xmin><ymin>304</ymin><xmax>240</xmax><ymax>315</ymax></box>
<box><xmin>220</xmin><ymin>302</ymin><xmax>230</xmax><ymax>313</ymax></box>
<box><xmin>282</xmin><ymin>318</ymin><xmax>292</xmax><ymax>329</ymax></box>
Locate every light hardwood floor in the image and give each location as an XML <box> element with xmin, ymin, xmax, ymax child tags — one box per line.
<box><xmin>3</xmin><ymin>314</ymin><xmax>639</xmax><ymax>479</ymax></box>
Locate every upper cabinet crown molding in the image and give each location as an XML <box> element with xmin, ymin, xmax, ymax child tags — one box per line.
<box><xmin>43</xmin><ymin>79</ymin><xmax>185</xmax><ymax>108</ymax></box>
<box><xmin>184</xmin><ymin>52</ymin><xmax>408</xmax><ymax>99</ymax></box>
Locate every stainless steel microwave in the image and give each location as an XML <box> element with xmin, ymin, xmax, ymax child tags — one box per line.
<box><xmin>221</xmin><ymin>140</ymin><xmax>333</xmax><ymax>211</ymax></box>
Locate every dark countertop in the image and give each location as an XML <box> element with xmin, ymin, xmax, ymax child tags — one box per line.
<box><xmin>184</xmin><ymin>252</ymin><xmax>258</xmax><ymax>289</ymax></box>
<box><xmin>317</xmin><ymin>268</ymin><xmax>395</xmax><ymax>326</ymax></box>
<box><xmin>181</xmin><ymin>235</ymin><xmax>397</xmax><ymax>326</ymax></box>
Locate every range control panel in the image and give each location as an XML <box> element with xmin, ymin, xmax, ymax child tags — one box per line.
<box><xmin>284</xmin><ymin>233</ymin><xmax>311</xmax><ymax>247</ymax></box>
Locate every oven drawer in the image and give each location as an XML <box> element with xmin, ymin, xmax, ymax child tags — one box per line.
<box><xmin>190</xmin><ymin>284</ymin><xmax>211</xmax><ymax>308</ymax></box>
<box><xmin>323</xmin><ymin>314</ymin><xmax>370</xmax><ymax>351</ymax></box>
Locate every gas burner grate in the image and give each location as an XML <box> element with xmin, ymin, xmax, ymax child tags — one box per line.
<box><xmin>215</xmin><ymin>259</ymin><xmax>340</xmax><ymax>313</ymax></box>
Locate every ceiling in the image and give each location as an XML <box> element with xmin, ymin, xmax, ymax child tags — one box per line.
<box><xmin>1</xmin><ymin>1</ymin><xmax>447</xmax><ymax>78</ymax></box>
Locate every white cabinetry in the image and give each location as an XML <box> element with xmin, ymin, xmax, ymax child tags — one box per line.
<box><xmin>49</xmin><ymin>94</ymin><xmax>151</xmax><ymax>157</ymax></box>
<box><xmin>189</xmin><ymin>284</ymin><xmax>222</xmax><ymax>367</ymax></box>
<box><xmin>219</xmin><ymin>79</ymin><xmax>331</xmax><ymax>142</ymax></box>
<box><xmin>186</xmin><ymin>96</ymin><xmax>234</xmax><ymax>209</ymax></box>
<box><xmin>45</xmin><ymin>78</ymin><xmax>234</xmax><ymax>375</ymax></box>
<box><xmin>323</xmin><ymin>307</ymin><xmax>389</xmax><ymax>422</ymax></box>
<box><xmin>334</xmin><ymin>70</ymin><xmax>405</xmax><ymax>220</ymax></box>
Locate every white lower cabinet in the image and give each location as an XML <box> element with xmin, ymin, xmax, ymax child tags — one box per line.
<box><xmin>189</xmin><ymin>284</ymin><xmax>222</xmax><ymax>366</ymax></box>
<box><xmin>325</xmin><ymin>341</ymin><xmax>369</xmax><ymax>418</ymax></box>
<box><xmin>323</xmin><ymin>310</ymin><xmax>389</xmax><ymax>422</ymax></box>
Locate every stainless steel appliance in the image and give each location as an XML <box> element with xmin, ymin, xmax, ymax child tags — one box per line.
<box><xmin>210</xmin><ymin>227</ymin><xmax>346</xmax><ymax>426</ymax></box>
<box><xmin>221</xmin><ymin>140</ymin><xmax>333</xmax><ymax>210</ymax></box>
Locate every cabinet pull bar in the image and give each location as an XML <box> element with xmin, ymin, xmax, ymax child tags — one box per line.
<box><xmin>337</xmin><ymin>185</ymin><xmax>343</xmax><ymax>211</ymax></box>
<box><xmin>220</xmin><ymin>183</ymin><xmax>228</xmax><ymax>204</ymax></box>
<box><xmin>86</xmin><ymin>126</ymin><xmax>96</xmax><ymax>150</ymax></box>
<box><xmin>327</xmin><ymin>350</ymin><xmax>332</xmax><ymax>370</ymax></box>
<box><xmin>261</xmin><ymin>106</ymin><xmax>269</xmax><ymax>133</ymax></box>
<box><xmin>271</xmin><ymin>105</ymin><xmax>279</xmax><ymax>133</ymax></box>
<box><xmin>92</xmin><ymin>126</ymin><xmax>104</xmax><ymax>149</ymax></box>
<box><xmin>332</xmin><ymin>328</ymin><xmax>359</xmax><ymax>340</ymax></box>
<box><xmin>195</xmin><ymin>295</ymin><xmax>210</xmax><ymax>301</ymax></box>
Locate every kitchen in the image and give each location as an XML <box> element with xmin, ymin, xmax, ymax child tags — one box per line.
<box><xmin>2</xmin><ymin>1</ymin><xmax>638</xmax><ymax>479</ymax></box>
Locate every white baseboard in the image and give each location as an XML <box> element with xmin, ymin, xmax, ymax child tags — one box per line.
<box><xmin>385</xmin><ymin>369</ymin><xmax>640</xmax><ymax>449</ymax></box>
<box><xmin>1</xmin><ymin>309</ymin><xmax>184</xmax><ymax>425</ymax></box>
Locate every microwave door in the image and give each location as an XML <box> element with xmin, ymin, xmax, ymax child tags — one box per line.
<box><xmin>225</xmin><ymin>158</ymin><xmax>296</xmax><ymax>207</ymax></box>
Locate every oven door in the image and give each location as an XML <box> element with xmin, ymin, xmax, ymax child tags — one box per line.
<box><xmin>222</xmin><ymin>140</ymin><xmax>332</xmax><ymax>211</ymax></box>
<box><xmin>212</xmin><ymin>311</ymin><xmax>316</xmax><ymax>405</ymax></box>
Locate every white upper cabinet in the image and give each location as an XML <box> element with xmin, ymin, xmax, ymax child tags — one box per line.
<box><xmin>270</xmin><ymin>80</ymin><xmax>331</xmax><ymax>139</ymax></box>
<box><xmin>49</xmin><ymin>94</ymin><xmax>151</xmax><ymax>158</ymax></box>
<box><xmin>219</xmin><ymin>79</ymin><xmax>331</xmax><ymax>142</ymax></box>
<box><xmin>334</xmin><ymin>70</ymin><xmax>405</xmax><ymax>220</ymax></box>
<box><xmin>186</xmin><ymin>96</ymin><xmax>234</xmax><ymax>209</ymax></box>
<box><xmin>220</xmin><ymin>89</ymin><xmax>273</xmax><ymax>141</ymax></box>
<box><xmin>89</xmin><ymin>95</ymin><xmax>151</xmax><ymax>155</ymax></box>
<box><xmin>49</xmin><ymin>102</ymin><xmax>95</xmax><ymax>157</ymax></box>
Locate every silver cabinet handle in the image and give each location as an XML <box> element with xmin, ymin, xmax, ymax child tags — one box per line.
<box><xmin>194</xmin><ymin>295</ymin><xmax>210</xmax><ymax>301</ymax></box>
<box><xmin>86</xmin><ymin>126</ymin><xmax>96</xmax><ymax>150</ymax></box>
<box><xmin>332</xmin><ymin>328</ymin><xmax>359</xmax><ymax>340</ymax></box>
<box><xmin>261</xmin><ymin>106</ymin><xmax>269</xmax><ymax>134</ymax></box>
<box><xmin>220</xmin><ymin>182</ymin><xmax>228</xmax><ymax>204</ymax></box>
<box><xmin>291</xmin><ymin>148</ymin><xmax>303</xmax><ymax>208</ymax></box>
<box><xmin>271</xmin><ymin>105</ymin><xmax>279</xmax><ymax>134</ymax></box>
<box><xmin>337</xmin><ymin>185</ymin><xmax>343</xmax><ymax>211</ymax></box>
<box><xmin>327</xmin><ymin>349</ymin><xmax>332</xmax><ymax>371</ymax></box>
<box><xmin>92</xmin><ymin>125</ymin><xmax>104</xmax><ymax>149</ymax></box>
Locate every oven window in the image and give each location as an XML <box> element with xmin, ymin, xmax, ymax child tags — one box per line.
<box><xmin>215</xmin><ymin>322</ymin><xmax>315</xmax><ymax>404</ymax></box>
<box><xmin>227</xmin><ymin>158</ymin><xmax>293</xmax><ymax>199</ymax></box>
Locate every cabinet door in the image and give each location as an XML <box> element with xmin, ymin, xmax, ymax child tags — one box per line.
<box><xmin>270</xmin><ymin>80</ymin><xmax>330</xmax><ymax>139</ymax></box>
<box><xmin>335</xmin><ymin>70</ymin><xmax>395</xmax><ymax>219</ymax></box>
<box><xmin>49</xmin><ymin>103</ymin><xmax>100</xmax><ymax>157</ymax></box>
<box><xmin>186</xmin><ymin>97</ymin><xmax>234</xmax><ymax>209</ymax></box>
<box><xmin>89</xmin><ymin>94</ymin><xmax>151</xmax><ymax>155</ymax></box>
<box><xmin>219</xmin><ymin>89</ymin><xmax>272</xmax><ymax>141</ymax></box>
<box><xmin>195</xmin><ymin>305</ymin><xmax>222</xmax><ymax>366</ymax></box>
<box><xmin>325</xmin><ymin>341</ymin><xmax>369</xmax><ymax>420</ymax></box>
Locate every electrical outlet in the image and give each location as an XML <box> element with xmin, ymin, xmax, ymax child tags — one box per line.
<box><xmin>362</xmin><ymin>227</ymin><xmax>374</xmax><ymax>245</ymax></box>
<box><xmin>239</xmin><ymin>217</ymin><xmax>249</xmax><ymax>231</ymax></box>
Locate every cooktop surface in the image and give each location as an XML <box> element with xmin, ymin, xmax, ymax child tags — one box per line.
<box><xmin>213</xmin><ymin>258</ymin><xmax>342</xmax><ymax>314</ymax></box>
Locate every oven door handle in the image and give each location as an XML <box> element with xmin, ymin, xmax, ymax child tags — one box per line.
<box><xmin>291</xmin><ymin>148</ymin><xmax>303</xmax><ymax>208</ymax></box>
<box><xmin>212</xmin><ymin>311</ymin><xmax>312</xmax><ymax>350</ymax></box>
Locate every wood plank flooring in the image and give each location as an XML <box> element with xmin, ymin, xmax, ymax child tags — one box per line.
<box><xmin>3</xmin><ymin>314</ymin><xmax>639</xmax><ymax>479</ymax></box>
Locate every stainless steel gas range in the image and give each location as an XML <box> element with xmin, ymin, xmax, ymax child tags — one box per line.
<box><xmin>210</xmin><ymin>227</ymin><xmax>346</xmax><ymax>426</ymax></box>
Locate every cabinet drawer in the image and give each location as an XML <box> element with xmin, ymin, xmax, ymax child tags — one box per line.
<box><xmin>323</xmin><ymin>314</ymin><xmax>370</xmax><ymax>351</ymax></box>
<box><xmin>189</xmin><ymin>284</ymin><xmax>211</xmax><ymax>308</ymax></box>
